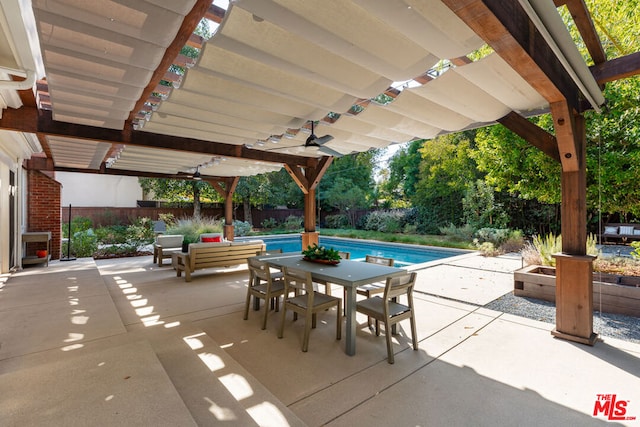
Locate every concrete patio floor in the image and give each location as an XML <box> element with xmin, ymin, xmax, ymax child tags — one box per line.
<box><xmin>1</xmin><ymin>253</ymin><xmax>639</xmax><ymax>426</ymax></box>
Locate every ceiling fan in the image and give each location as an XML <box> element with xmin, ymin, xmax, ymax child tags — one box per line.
<box><xmin>192</xmin><ymin>166</ymin><xmax>202</xmax><ymax>180</ymax></box>
<box><xmin>305</xmin><ymin>121</ymin><xmax>334</xmax><ymax>147</ymax></box>
<box><xmin>304</xmin><ymin>121</ymin><xmax>343</xmax><ymax>157</ymax></box>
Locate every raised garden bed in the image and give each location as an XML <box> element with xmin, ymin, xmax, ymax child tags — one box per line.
<box><xmin>514</xmin><ymin>265</ymin><xmax>640</xmax><ymax>317</ymax></box>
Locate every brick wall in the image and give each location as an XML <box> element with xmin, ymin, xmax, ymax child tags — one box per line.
<box><xmin>27</xmin><ymin>170</ymin><xmax>62</xmax><ymax>259</ymax></box>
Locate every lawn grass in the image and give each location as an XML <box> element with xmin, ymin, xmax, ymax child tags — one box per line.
<box><xmin>251</xmin><ymin>228</ymin><xmax>474</xmax><ymax>250</ymax></box>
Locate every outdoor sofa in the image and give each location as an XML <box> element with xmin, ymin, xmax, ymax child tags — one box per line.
<box><xmin>174</xmin><ymin>240</ymin><xmax>266</xmax><ymax>282</ymax></box>
<box><xmin>600</xmin><ymin>223</ymin><xmax>640</xmax><ymax>244</ymax></box>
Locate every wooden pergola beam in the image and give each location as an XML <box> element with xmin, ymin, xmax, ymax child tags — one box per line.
<box><xmin>591</xmin><ymin>51</ymin><xmax>640</xmax><ymax>84</ymax></box>
<box><xmin>127</xmin><ymin>0</ymin><xmax>213</xmax><ymax>123</ymax></box>
<box><xmin>497</xmin><ymin>112</ymin><xmax>560</xmax><ymax>162</ymax></box>
<box><xmin>443</xmin><ymin>0</ymin><xmax>582</xmax><ymax>112</ymax></box>
<box><xmin>0</xmin><ymin>108</ymin><xmax>318</xmax><ymax>169</ymax></box>
<box><xmin>284</xmin><ymin>157</ymin><xmax>333</xmax><ymax>247</ymax></box>
<box><xmin>555</xmin><ymin>0</ymin><xmax>606</xmax><ymax>65</ymax></box>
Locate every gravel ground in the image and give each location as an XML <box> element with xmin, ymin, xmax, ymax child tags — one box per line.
<box><xmin>485</xmin><ymin>292</ymin><xmax>640</xmax><ymax>344</ymax></box>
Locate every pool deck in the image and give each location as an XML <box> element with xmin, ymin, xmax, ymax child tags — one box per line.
<box><xmin>1</xmin><ymin>252</ymin><xmax>639</xmax><ymax>426</ymax></box>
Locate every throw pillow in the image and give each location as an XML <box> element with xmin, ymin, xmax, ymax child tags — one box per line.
<box><xmin>619</xmin><ymin>226</ymin><xmax>634</xmax><ymax>235</ymax></box>
<box><xmin>202</xmin><ymin>236</ymin><xmax>222</xmax><ymax>243</ymax></box>
<box><xmin>604</xmin><ymin>226</ymin><xmax>618</xmax><ymax>234</ymax></box>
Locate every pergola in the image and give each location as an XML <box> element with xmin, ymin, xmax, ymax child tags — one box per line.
<box><xmin>1</xmin><ymin>0</ymin><xmax>639</xmax><ymax>345</ymax></box>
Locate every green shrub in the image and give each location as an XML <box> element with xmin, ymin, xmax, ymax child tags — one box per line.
<box><xmin>261</xmin><ymin>217</ymin><xmax>278</xmax><ymax>229</ymax></box>
<box><xmin>477</xmin><ymin>241</ymin><xmax>500</xmax><ymax>257</ymax></box>
<box><xmin>631</xmin><ymin>241</ymin><xmax>640</xmax><ymax>260</ymax></box>
<box><xmin>125</xmin><ymin>217</ymin><xmax>155</xmax><ymax>247</ymax></box>
<box><xmin>363</xmin><ymin>210</ymin><xmax>404</xmax><ymax>233</ymax></box>
<box><xmin>158</xmin><ymin>213</ymin><xmax>176</xmax><ymax>227</ymax></box>
<box><xmin>499</xmin><ymin>230</ymin><xmax>525</xmax><ymax>253</ymax></box>
<box><xmin>531</xmin><ymin>233</ymin><xmax>562</xmax><ymax>266</ymax></box>
<box><xmin>95</xmin><ymin>225</ymin><xmax>129</xmax><ymax>244</ymax></box>
<box><xmin>63</xmin><ymin>229</ymin><xmax>98</xmax><ymax>258</ymax></box>
<box><xmin>403</xmin><ymin>223</ymin><xmax>418</xmax><ymax>234</ymax></box>
<box><xmin>283</xmin><ymin>215</ymin><xmax>303</xmax><ymax>231</ymax></box>
<box><xmin>405</xmin><ymin>206</ymin><xmax>458</xmax><ymax>235</ymax></box>
<box><xmin>93</xmin><ymin>244</ymin><xmax>140</xmax><ymax>258</ymax></box>
<box><xmin>474</xmin><ymin>228</ymin><xmax>511</xmax><ymax>246</ymax></box>
<box><xmin>167</xmin><ymin>216</ymin><xmax>223</xmax><ymax>243</ymax></box>
<box><xmin>528</xmin><ymin>233</ymin><xmax>599</xmax><ymax>266</ymax></box>
<box><xmin>233</xmin><ymin>220</ymin><xmax>252</xmax><ymax>236</ymax></box>
<box><xmin>63</xmin><ymin>216</ymin><xmax>93</xmax><ymax>238</ymax></box>
<box><xmin>440</xmin><ymin>223</ymin><xmax>476</xmax><ymax>242</ymax></box>
<box><xmin>473</xmin><ymin>228</ymin><xmax>525</xmax><ymax>256</ymax></box>
<box><xmin>325</xmin><ymin>214</ymin><xmax>349</xmax><ymax>229</ymax></box>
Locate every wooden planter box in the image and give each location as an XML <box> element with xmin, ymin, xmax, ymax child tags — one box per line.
<box><xmin>514</xmin><ymin>265</ymin><xmax>640</xmax><ymax>317</ymax></box>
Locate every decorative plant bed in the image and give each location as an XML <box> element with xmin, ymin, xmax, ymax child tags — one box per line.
<box><xmin>514</xmin><ymin>265</ymin><xmax>640</xmax><ymax>317</ymax></box>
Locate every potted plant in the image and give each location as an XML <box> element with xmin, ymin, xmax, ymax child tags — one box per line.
<box><xmin>181</xmin><ymin>234</ymin><xmax>198</xmax><ymax>253</ymax></box>
<box><xmin>302</xmin><ymin>243</ymin><xmax>342</xmax><ymax>265</ymax></box>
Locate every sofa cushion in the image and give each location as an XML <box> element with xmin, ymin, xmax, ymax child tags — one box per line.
<box><xmin>619</xmin><ymin>225</ymin><xmax>635</xmax><ymax>235</ymax></box>
<box><xmin>156</xmin><ymin>234</ymin><xmax>183</xmax><ymax>247</ymax></box>
<box><xmin>231</xmin><ymin>240</ymin><xmax>264</xmax><ymax>246</ymax></box>
<box><xmin>604</xmin><ymin>226</ymin><xmax>619</xmax><ymax>235</ymax></box>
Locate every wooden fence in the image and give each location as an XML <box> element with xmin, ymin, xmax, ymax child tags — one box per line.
<box><xmin>61</xmin><ymin>205</ymin><xmax>373</xmax><ymax>229</ymax></box>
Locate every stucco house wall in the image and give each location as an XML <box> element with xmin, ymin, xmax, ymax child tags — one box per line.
<box><xmin>56</xmin><ymin>172</ymin><xmax>143</xmax><ymax>208</ymax></box>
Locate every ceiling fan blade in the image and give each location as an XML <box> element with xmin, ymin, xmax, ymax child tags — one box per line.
<box><xmin>318</xmin><ymin>145</ymin><xmax>344</xmax><ymax>157</ymax></box>
<box><xmin>314</xmin><ymin>134</ymin><xmax>334</xmax><ymax>145</ymax></box>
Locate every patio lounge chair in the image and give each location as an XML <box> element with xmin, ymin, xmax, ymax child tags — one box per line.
<box><xmin>153</xmin><ymin>234</ymin><xmax>183</xmax><ymax>266</ymax></box>
<box><xmin>356</xmin><ymin>272</ymin><xmax>418</xmax><ymax>364</ymax></box>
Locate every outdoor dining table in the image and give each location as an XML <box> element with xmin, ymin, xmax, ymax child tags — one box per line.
<box><xmin>253</xmin><ymin>252</ymin><xmax>407</xmax><ymax>356</ymax></box>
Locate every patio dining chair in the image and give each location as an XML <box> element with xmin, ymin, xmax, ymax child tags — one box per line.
<box><xmin>314</xmin><ymin>251</ymin><xmax>350</xmax><ymax>296</ymax></box>
<box><xmin>244</xmin><ymin>257</ymin><xmax>286</xmax><ymax>330</ymax></box>
<box><xmin>278</xmin><ymin>266</ymin><xmax>342</xmax><ymax>352</ymax></box>
<box><xmin>346</xmin><ymin>255</ymin><xmax>394</xmax><ymax>326</ymax></box>
<box><xmin>356</xmin><ymin>272</ymin><xmax>418</xmax><ymax>364</ymax></box>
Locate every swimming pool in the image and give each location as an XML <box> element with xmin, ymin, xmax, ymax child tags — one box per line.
<box><xmin>241</xmin><ymin>234</ymin><xmax>469</xmax><ymax>267</ymax></box>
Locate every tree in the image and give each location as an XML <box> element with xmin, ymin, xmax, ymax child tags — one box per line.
<box><xmin>471</xmin><ymin>116</ymin><xmax>562</xmax><ymax>204</ymax></box>
<box><xmin>462</xmin><ymin>179</ymin><xmax>508</xmax><ymax>229</ymax></box>
<box><xmin>234</xmin><ymin>175</ymin><xmax>271</xmax><ymax>225</ymax></box>
<box><xmin>264</xmin><ymin>169</ymin><xmax>304</xmax><ymax>208</ymax></box>
<box><xmin>323</xmin><ymin>177</ymin><xmax>368</xmax><ymax>227</ymax></box>
<box><xmin>383</xmin><ymin>140</ymin><xmax>422</xmax><ymax>206</ymax></box>
<box><xmin>318</xmin><ymin>151</ymin><xmax>378</xmax><ymax>213</ymax></box>
<box><xmin>138</xmin><ymin>178</ymin><xmax>222</xmax><ymax>218</ymax></box>
<box><xmin>412</xmin><ymin>133</ymin><xmax>479</xmax><ymax>230</ymax></box>
<box><xmin>585</xmin><ymin>77</ymin><xmax>640</xmax><ymax>220</ymax></box>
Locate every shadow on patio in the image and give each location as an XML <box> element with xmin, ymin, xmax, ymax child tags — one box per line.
<box><xmin>1</xmin><ymin>255</ymin><xmax>638</xmax><ymax>426</ymax></box>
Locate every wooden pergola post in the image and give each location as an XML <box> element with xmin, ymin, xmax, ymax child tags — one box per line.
<box><xmin>442</xmin><ymin>0</ymin><xmax>606</xmax><ymax>346</ymax></box>
<box><xmin>285</xmin><ymin>157</ymin><xmax>333</xmax><ymax>249</ymax></box>
<box><xmin>205</xmin><ymin>177</ymin><xmax>239</xmax><ymax>241</ymax></box>
<box><xmin>550</xmin><ymin>110</ymin><xmax>598</xmax><ymax>345</ymax></box>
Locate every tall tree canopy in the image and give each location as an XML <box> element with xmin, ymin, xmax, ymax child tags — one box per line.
<box><xmin>138</xmin><ymin>178</ymin><xmax>222</xmax><ymax>218</ymax></box>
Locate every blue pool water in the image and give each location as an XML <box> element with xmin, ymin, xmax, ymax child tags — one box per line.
<box><xmin>241</xmin><ymin>234</ymin><xmax>468</xmax><ymax>267</ymax></box>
